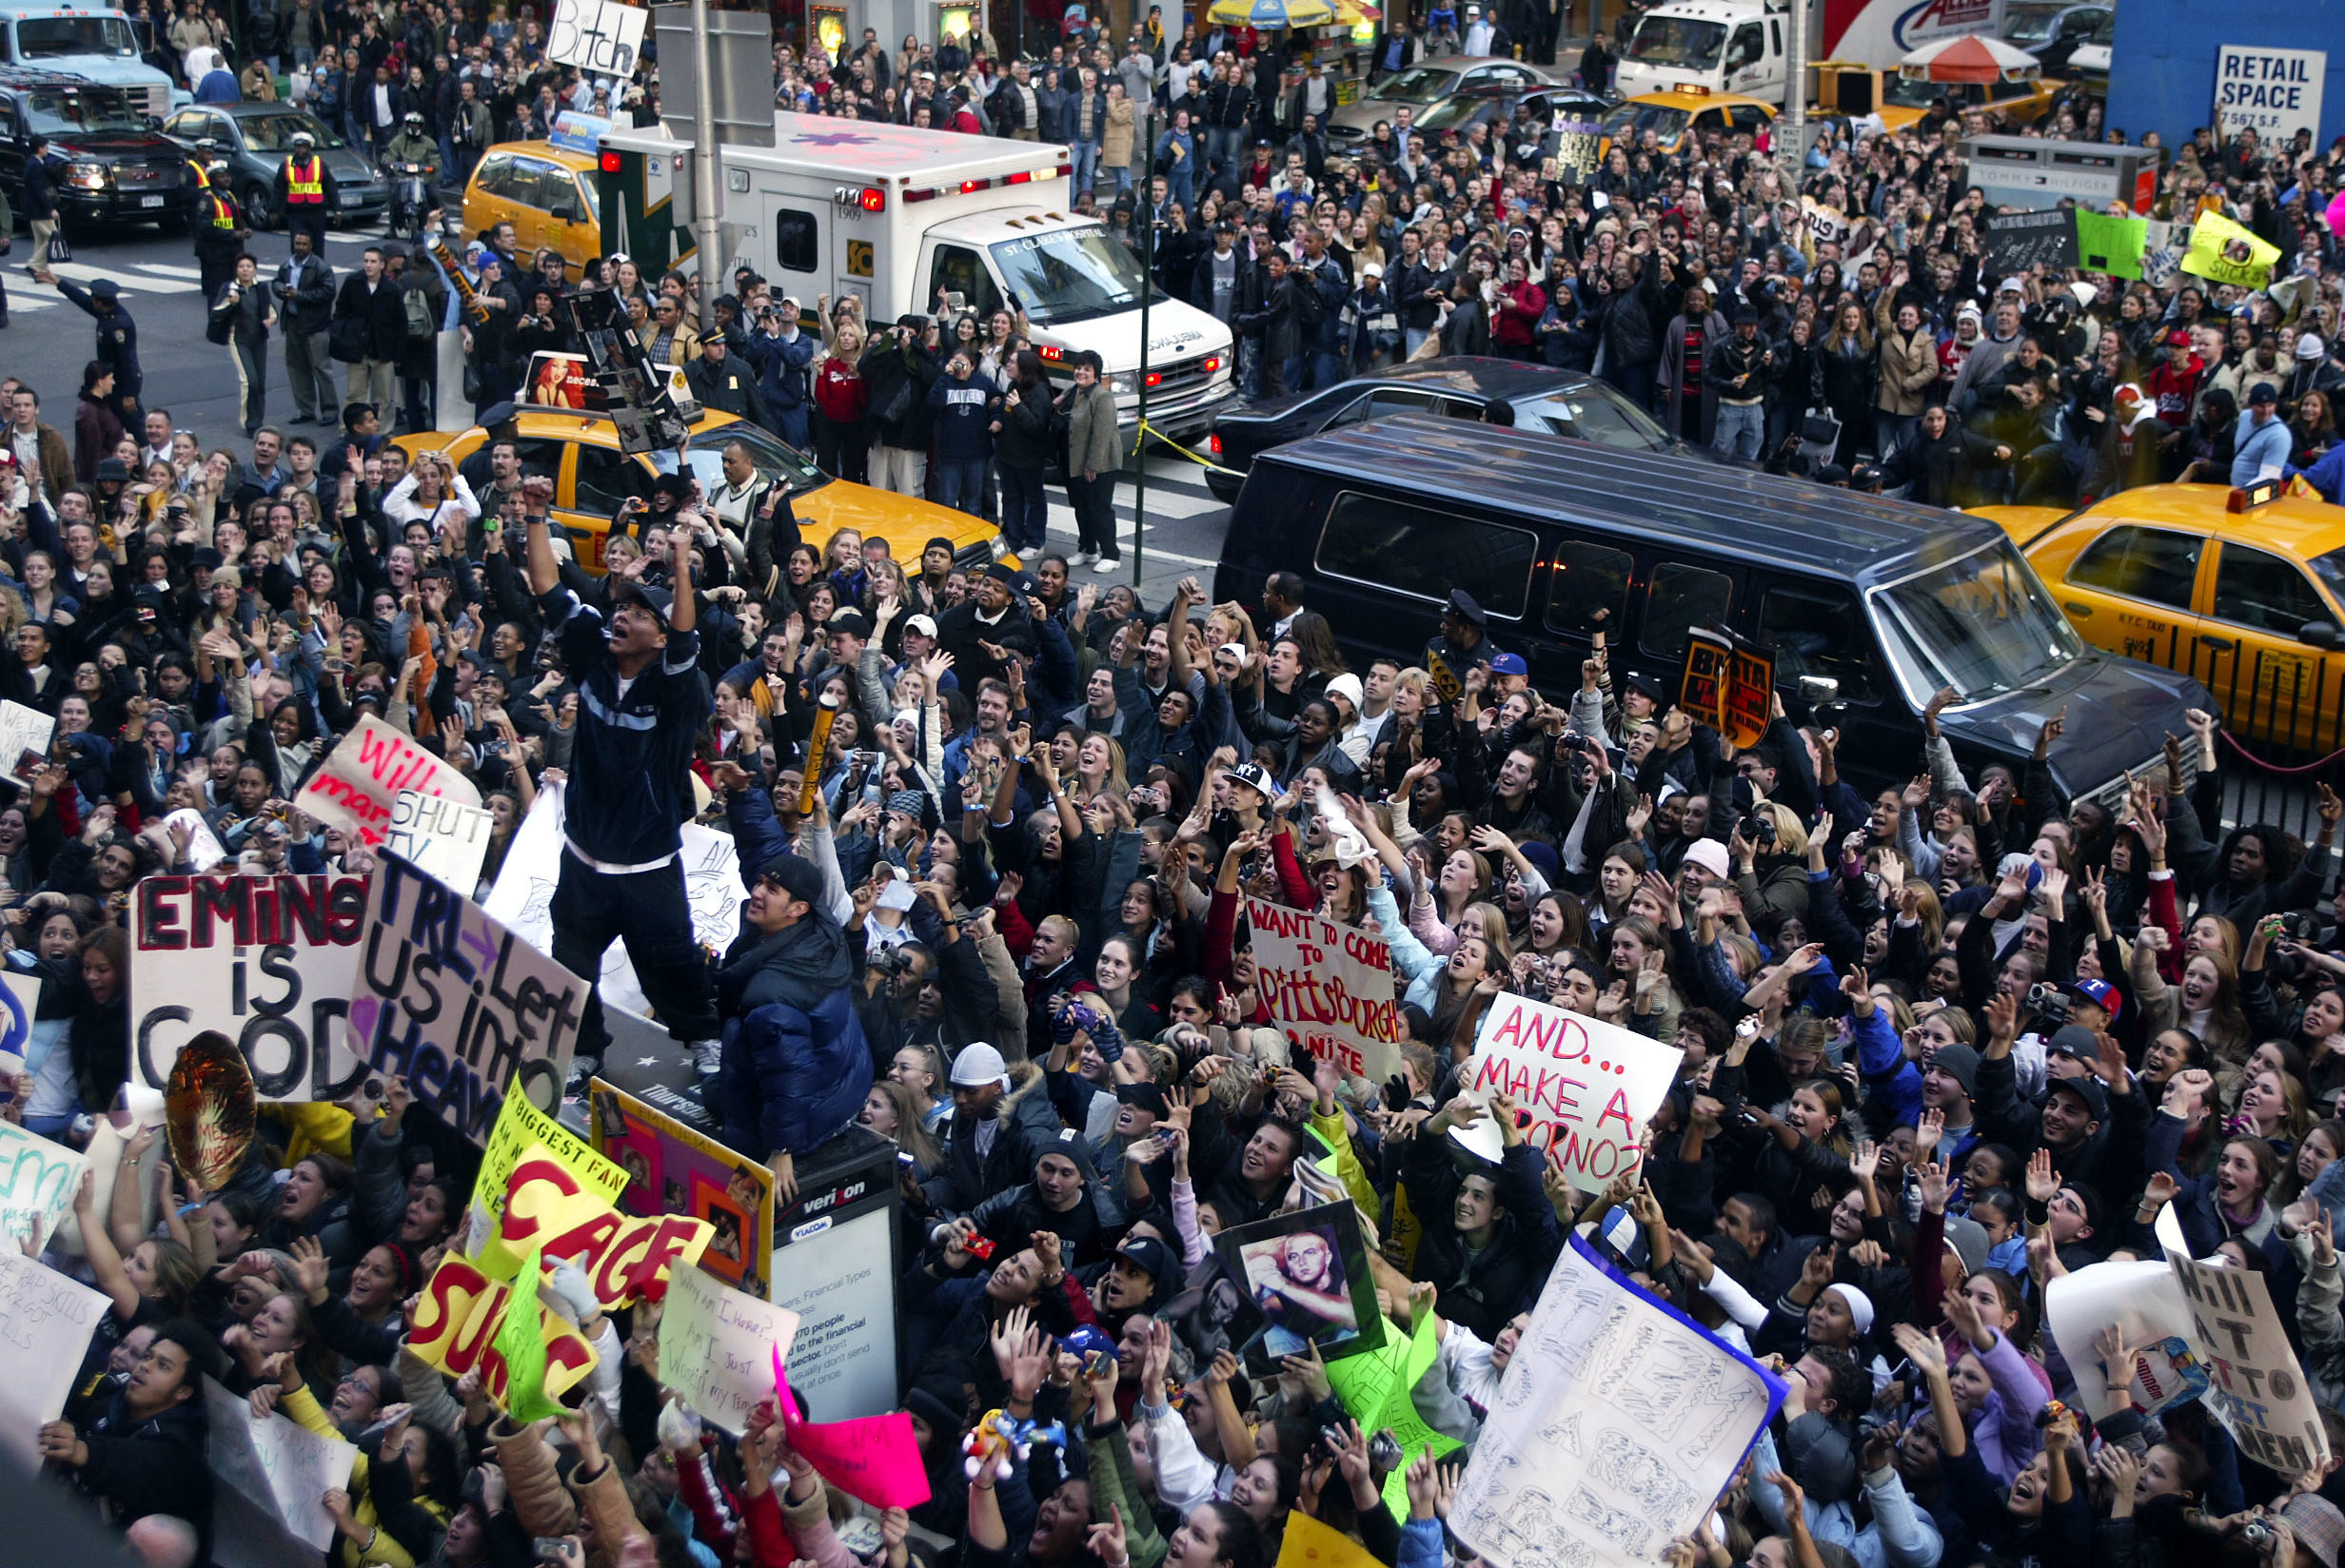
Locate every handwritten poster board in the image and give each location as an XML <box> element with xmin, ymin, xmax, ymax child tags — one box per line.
<box><xmin>295</xmin><ymin>715</ymin><xmax>483</xmax><ymax>850</ymax></box>
<box><xmin>546</xmin><ymin>0</ymin><xmax>648</xmax><ymax>76</ymax></box>
<box><xmin>660</xmin><ymin>1261</ymin><xmax>801</xmax><ymax>1434</ymax></box>
<box><xmin>1452</xmin><ymin>1235</ymin><xmax>1784</xmax><ymax>1568</ymax></box>
<box><xmin>0</xmin><ymin>1248</ymin><xmax>110</xmax><ymax>1468</ymax></box>
<box><xmin>1678</xmin><ymin>628</ymin><xmax>1772</xmax><ymax>749</ymax></box>
<box><xmin>347</xmin><ymin>853</ymin><xmax>587</xmax><ymax>1145</ymax></box>
<box><xmin>1467</xmin><ymin>993</ymin><xmax>1681</xmax><ymax>1193</ymax></box>
<box><xmin>385</xmin><ymin>789</ymin><xmax>496</xmax><ymax>894</ymax></box>
<box><xmin>1244</xmin><ymin>900</ymin><xmax>1401</xmax><ymax>1085</ymax></box>
<box><xmin>1984</xmin><ymin>208</ymin><xmax>2080</xmax><ymax>274</ymax></box>
<box><xmin>203</xmin><ymin>1377</ymin><xmax>356</xmax><ymax>1552</ymax></box>
<box><xmin>0</xmin><ymin>1118</ymin><xmax>87</xmax><ymax>1250</ymax></box>
<box><xmin>131</xmin><ymin>873</ymin><xmax>370</xmax><ymax>1101</ymax></box>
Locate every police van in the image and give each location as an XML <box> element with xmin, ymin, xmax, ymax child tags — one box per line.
<box><xmin>596</xmin><ymin>113</ymin><xmax>1235</xmax><ymax>442</ymax></box>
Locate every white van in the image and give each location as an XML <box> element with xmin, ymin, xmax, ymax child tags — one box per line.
<box><xmin>598</xmin><ymin>114</ymin><xmax>1235</xmax><ymax>441</ymax></box>
<box><xmin>1615</xmin><ymin>0</ymin><xmax>1796</xmax><ymax>103</ymax></box>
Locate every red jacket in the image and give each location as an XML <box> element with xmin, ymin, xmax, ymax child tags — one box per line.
<box><xmin>2148</xmin><ymin>352</ymin><xmax>2205</xmax><ymax>428</ymax></box>
<box><xmin>814</xmin><ymin>356</ymin><xmax>867</xmax><ymax>422</ymax></box>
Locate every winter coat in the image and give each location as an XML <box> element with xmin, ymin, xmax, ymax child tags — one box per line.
<box><xmin>716</xmin><ymin>912</ymin><xmax>871</xmax><ymax>1161</ymax></box>
<box><xmin>1103</xmin><ymin>96</ymin><xmax>1137</xmax><ymax>166</ymax></box>
<box><xmin>1065</xmin><ymin>378</ymin><xmax>1123</xmax><ymax>477</ymax></box>
<box><xmin>1877</xmin><ymin>323</ymin><xmax>1940</xmax><ymax>416</ymax></box>
<box><xmin>1660</xmin><ymin>307</ymin><xmax>1730</xmax><ymax>441</ymax></box>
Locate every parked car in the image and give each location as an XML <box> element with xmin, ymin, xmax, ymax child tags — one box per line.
<box><xmin>0</xmin><ymin>68</ymin><xmax>187</xmax><ymax>233</ymax></box>
<box><xmin>1203</xmin><ymin>358</ymin><xmax>1719</xmax><ymax>503</ymax></box>
<box><xmin>161</xmin><ymin>101</ymin><xmax>387</xmax><ymax>227</ymax></box>
<box><xmin>1212</xmin><ymin>413</ymin><xmax>2209</xmax><ymax>808</ymax></box>
<box><xmin>1323</xmin><ymin>57</ymin><xmax>1567</xmax><ymax>147</ymax></box>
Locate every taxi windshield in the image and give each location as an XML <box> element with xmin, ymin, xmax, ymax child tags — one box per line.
<box><xmin>1626</xmin><ymin>15</ymin><xmax>1727</xmax><ymax>69</ymax></box>
<box><xmin>654</xmin><ymin>422</ymin><xmax>827</xmax><ymax>498</ymax></box>
<box><xmin>1870</xmin><ymin>539</ymin><xmax>2083</xmax><ymax>702</ymax></box>
<box><xmin>990</xmin><ymin>226</ymin><xmax>1163</xmax><ymax>325</ymax></box>
<box><xmin>2314</xmin><ymin>547</ymin><xmax>2345</xmax><ymax>606</ymax></box>
<box><xmin>1602</xmin><ymin>100</ymin><xmax>1692</xmax><ymax>143</ymax></box>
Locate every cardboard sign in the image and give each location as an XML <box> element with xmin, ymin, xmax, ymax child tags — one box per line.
<box><xmin>1554</xmin><ymin>119</ymin><xmax>1603</xmax><ymax>179</ymax></box>
<box><xmin>2173</xmin><ymin>1251</ymin><xmax>2331</xmax><ymax>1473</ymax></box>
<box><xmin>489</xmin><ymin>1147</ymin><xmax>716</xmax><ymax>1307</ymax></box>
<box><xmin>660</xmin><ymin>1262</ymin><xmax>801</xmax><ymax>1435</ymax></box>
<box><xmin>1452</xmin><ymin>1235</ymin><xmax>1784</xmax><ymax>1568</ymax></box>
<box><xmin>1800</xmin><ymin>196</ymin><xmax>1849</xmax><ymax>250</ymax></box>
<box><xmin>1466</xmin><ymin>993</ymin><xmax>1682</xmax><ymax>1193</ymax></box>
<box><xmin>1983</xmin><ymin>208</ymin><xmax>2079</xmax><ymax>274</ymax></box>
<box><xmin>470</xmin><ymin>1078</ymin><xmax>633</xmax><ymax>1253</ymax></box>
<box><xmin>0</xmin><ymin>699</ymin><xmax>52</xmax><ymax>782</ymax></box>
<box><xmin>346</xmin><ymin>854</ymin><xmax>588</xmax><ymax>1144</ymax></box>
<box><xmin>404</xmin><ymin>1253</ymin><xmax>601</xmax><ymax>1407</ymax></box>
<box><xmin>295</xmin><ymin>715</ymin><xmax>483</xmax><ymax>849</ymax></box>
<box><xmin>160</xmin><ymin>809</ymin><xmax>228</xmax><ymax>872</ymax></box>
<box><xmin>590</xmin><ymin>1079</ymin><xmax>775</xmax><ymax>1297</ymax></box>
<box><xmin>484</xmin><ymin>779</ymin><xmax>741</xmax><ymax>1017</ymax></box>
<box><xmin>546</xmin><ymin>0</ymin><xmax>648</xmax><ymax>77</ymax></box>
<box><xmin>2043</xmin><ymin>1259</ymin><xmax>2205</xmax><ymax>1421</ymax></box>
<box><xmin>131</xmin><ymin>873</ymin><xmax>370</xmax><ymax>1101</ymax></box>
<box><xmin>2075</xmin><ymin>210</ymin><xmax>2149</xmax><ymax>280</ymax></box>
<box><xmin>1324</xmin><ymin>1312</ymin><xmax>1460</xmax><ymax>1521</ymax></box>
<box><xmin>0</xmin><ymin>970</ymin><xmax>38</xmax><ymax>1058</ymax></box>
<box><xmin>1243</xmin><ymin>900</ymin><xmax>1402</xmax><ymax>1086</ymax></box>
<box><xmin>0</xmin><ymin>1248</ymin><xmax>110</xmax><ymax>1468</ymax></box>
<box><xmin>385</xmin><ymin>789</ymin><xmax>495</xmax><ymax>894</ymax></box>
<box><xmin>0</xmin><ymin>1119</ymin><xmax>88</xmax><ymax>1250</ymax></box>
<box><xmin>2215</xmin><ymin>47</ymin><xmax>2326</xmax><ymax>145</ymax></box>
<box><xmin>2184</xmin><ymin>209</ymin><xmax>2282</xmax><ymax>289</ymax></box>
<box><xmin>1678</xmin><ymin>628</ymin><xmax>1772</xmax><ymax>748</ymax></box>
<box><xmin>203</xmin><ymin>1377</ymin><xmax>356</xmax><ymax>1552</ymax></box>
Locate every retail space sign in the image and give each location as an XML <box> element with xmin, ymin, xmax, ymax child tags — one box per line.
<box><xmin>2215</xmin><ymin>48</ymin><xmax>2325</xmax><ymax>146</ymax></box>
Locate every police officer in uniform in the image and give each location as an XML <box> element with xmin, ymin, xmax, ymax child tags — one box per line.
<box><xmin>33</xmin><ymin>271</ymin><xmax>142</xmax><ymax>425</ymax></box>
<box><xmin>192</xmin><ymin>155</ymin><xmax>248</xmax><ymax>301</ymax></box>
<box><xmin>274</xmin><ymin>128</ymin><xmax>336</xmax><ymax>254</ymax></box>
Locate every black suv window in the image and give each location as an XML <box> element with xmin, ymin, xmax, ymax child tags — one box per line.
<box><xmin>1544</xmin><ymin>538</ymin><xmax>1633</xmax><ymax>637</ymax></box>
<box><xmin>1758</xmin><ymin>579</ymin><xmax>1876</xmax><ymax>702</ymax></box>
<box><xmin>1640</xmin><ymin>561</ymin><xmax>1734</xmax><ymax>661</ymax></box>
<box><xmin>1314</xmin><ymin>493</ymin><xmax>1537</xmax><ymax>620</ymax></box>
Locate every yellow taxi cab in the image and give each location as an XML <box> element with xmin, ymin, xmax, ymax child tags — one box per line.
<box><xmin>394</xmin><ymin>402</ymin><xmax>997</xmax><ymax>578</ymax></box>
<box><xmin>1598</xmin><ymin>88</ymin><xmax>1776</xmax><ymax>160</ymax></box>
<box><xmin>1978</xmin><ymin>480</ymin><xmax>2345</xmax><ymax>753</ymax></box>
<box><xmin>463</xmin><ymin>139</ymin><xmax>602</xmax><ymax>277</ymax></box>
<box><xmin>1809</xmin><ymin>61</ymin><xmax>2064</xmax><ymax>133</ymax></box>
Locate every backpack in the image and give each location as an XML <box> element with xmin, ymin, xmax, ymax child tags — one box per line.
<box><xmin>403</xmin><ymin>283</ymin><xmax>436</xmax><ymax>342</ymax></box>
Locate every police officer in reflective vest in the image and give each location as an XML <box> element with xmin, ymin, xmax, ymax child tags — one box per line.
<box><xmin>274</xmin><ymin>128</ymin><xmax>336</xmax><ymax>254</ymax></box>
<box><xmin>192</xmin><ymin>155</ymin><xmax>247</xmax><ymax>300</ymax></box>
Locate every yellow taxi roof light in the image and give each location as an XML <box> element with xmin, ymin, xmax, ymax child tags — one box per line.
<box><xmin>2229</xmin><ymin>479</ymin><xmax>2283</xmax><ymax>512</ymax></box>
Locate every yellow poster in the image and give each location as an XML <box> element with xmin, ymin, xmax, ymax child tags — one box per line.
<box><xmin>471</xmin><ymin>1085</ymin><xmax>632</xmax><ymax>1256</ymax></box>
<box><xmin>406</xmin><ymin>1252</ymin><xmax>599</xmax><ymax>1408</ymax></box>
<box><xmin>2183</xmin><ymin>210</ymin><xmax>2281</xmax><ymax>289</ymax></box>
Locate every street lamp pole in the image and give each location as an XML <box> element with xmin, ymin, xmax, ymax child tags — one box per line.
<box><xmin>687</xmin><ymin>0</ymin><xmax>724</xmax><ymax>334</ymax></box>
<box><xmin>1132</xmin><ymin>103</ymin><xmax>1156</xmax><ymax>589</ymax></box>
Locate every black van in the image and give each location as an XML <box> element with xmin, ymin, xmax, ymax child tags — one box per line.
<box><xmin>1211</xmin><ymin>415</ymin><xmax>2213</xmax><ymax>807</ymax></box>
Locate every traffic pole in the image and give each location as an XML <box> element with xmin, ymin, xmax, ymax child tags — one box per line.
<box><xmin>687</xmin><ymin>0</ymin><xmax>724</xmax><ymax>334</ymax></box>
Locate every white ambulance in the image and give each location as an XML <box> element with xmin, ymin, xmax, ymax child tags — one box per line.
<box><xmin>597</xmin><ymin>113</ymin><xmax>1235</xmax><ymax>442</ymax></box>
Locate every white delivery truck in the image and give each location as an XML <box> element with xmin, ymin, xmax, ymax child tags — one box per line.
<box><xmin>596</xmin><ymin>113</ymin><xmax>1235</xmax><ymax>442</ymax></box>
<box><xmin>0</xmin><ymin>1</ymin><xmax>182</xmax><ymax>117</ymax></box>
<box><xmin>1614</xmin><ymin>0</ymin><xmax>2006</xmax><ymax>105</ymax></box>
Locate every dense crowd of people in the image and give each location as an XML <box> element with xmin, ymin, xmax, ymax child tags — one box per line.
<box><xmin>6</xmin><ymin>7</ymin><xmax>2345</xmax><ymax>1568</ymax></box>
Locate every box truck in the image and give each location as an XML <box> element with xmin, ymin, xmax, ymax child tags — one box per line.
<box><xmin>1613</xmin><ymin>0</ymin><xmax>2007</xmax><ymax>107</ymax></box>
<box><xmin>596</xmin><ymin>113</ymin><xmax>1235</xmax><ymax>442</ymax></box>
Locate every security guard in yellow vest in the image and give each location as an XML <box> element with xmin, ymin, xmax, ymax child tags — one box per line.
<box><xmin>191</xmin><ymin>156</ymin><xmax>247</xmax><ymax>300</ymax></box>
<box><xmin>274</xmin><ymin>128</ymin><xmax>336</xmax><ymax>255</ymax></box>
